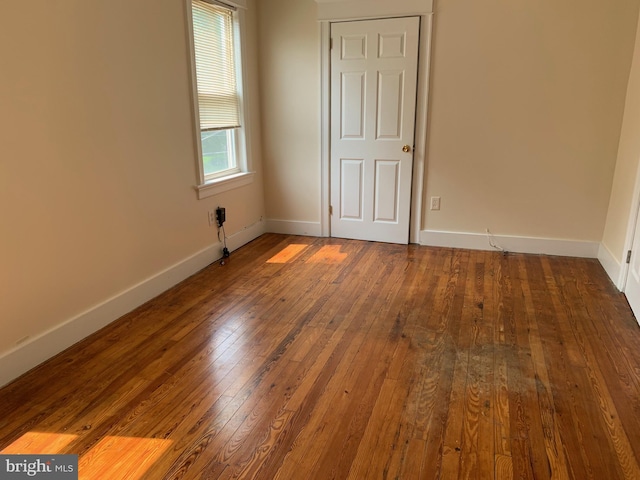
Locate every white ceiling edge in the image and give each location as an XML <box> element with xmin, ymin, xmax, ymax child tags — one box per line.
<box><xmin>315</xmin><ymin>0</ymin><xmax>433</xmax><ymax>21</ymax></box>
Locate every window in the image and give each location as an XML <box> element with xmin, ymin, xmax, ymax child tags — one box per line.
<box><xmin>188</xmin><ymin>0</ymin><xmax>253</xmax><ymax>198</ymax></box>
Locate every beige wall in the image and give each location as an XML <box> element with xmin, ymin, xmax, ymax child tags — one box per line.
<box><xmin>257</xmin><ymin>0</ymin><xmax>321</xmax><ymax>222</ymax></box>
<box><xmin>257</xmin><ymin>0</ymin><xmax>640</xmax><ymax>244</ymax></box>
<box><xmin>424</xmin><ymin>0</ymin><xmax>639</xmax><ymax>240</ymax></box>
<box><xmin>602</xmin><ymin>8</ymin><xmax>640</xmax><ymax>264</ymax></box>
<box><xmin>0</xmin><ymin>1</ymin><xmax>264</xmax><ymax>357</ymax></box>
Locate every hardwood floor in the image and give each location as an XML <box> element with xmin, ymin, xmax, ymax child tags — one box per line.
<box><xmin>2</xmin><ymin>233</ymin><xmax>640</xmax><ymax>479</ymax></box>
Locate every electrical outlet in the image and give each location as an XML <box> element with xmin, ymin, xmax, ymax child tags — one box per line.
<box><xmin>216</xmin><ymin>207</ymin><xmax>226</xmax><ymax>226</ymax></box>
<box><xmin>430</xmin><ymin>196</ymin><xmax>441</xmax><ymax>210</ymax></box>
<box><xmin>208</xmin><ymin>210</ymin><xmax>217</xmax><ymax>227</ymax></box>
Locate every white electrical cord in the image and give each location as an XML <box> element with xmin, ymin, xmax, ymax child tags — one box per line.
<box><xmin>485</xmin><ymin>228</ymin><xmax>506</xmax><ymax>253</ymax></box>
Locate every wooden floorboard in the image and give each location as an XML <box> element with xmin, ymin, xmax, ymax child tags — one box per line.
<box><xmin>2</xmin><ymin>233</ymin><xmax>640</xmax><ymax>479</ymax></box>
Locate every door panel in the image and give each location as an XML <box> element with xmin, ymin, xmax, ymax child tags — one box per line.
<box><xmin>341</xmin><ymin>72</ymin><xmax>366</xmax><ymax>139</ymax></box>
<box><xmin>376</xmin><ymin>71</ymin><xmax>404</xmax><ymax>139</ymax></box>
<box><xmin>330</xmin><ymin>17</ymin><xmax>419</xmax><ymax>244</ymax></box>
<box><xmin>339</xmin><ymin>159</ymin><xmax>364</xmax><ymax>220</ymax></box>
<box><xmin>374</xmin><ymin>160</ymin><xmax>399</xmax><ymax>222</ymax></box>
<box><xmin>341</xmin><ymin>34</ymin><xmax>367</xmax><ymax>60</ymax></box>
<box><xmin>379</xmin><ymin>32</ymin><xmax>406</xmax><ymax>58</ymax></box>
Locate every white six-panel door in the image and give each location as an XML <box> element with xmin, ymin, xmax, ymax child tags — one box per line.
<box><xmin>330</xmin><ymin>17</ymin><xmax>420</xmax><ymax>244</ymax></box>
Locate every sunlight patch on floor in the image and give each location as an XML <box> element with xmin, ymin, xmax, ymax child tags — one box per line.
<box><xmin>2</xmin><ymin>432</ymin><xmax>172</xmax><ymax>480</ymax></box>
<box><xmin>1</xmin><ymin>431</ymin><xmax>78</xmax><ymax>454</ymax></box>
<box><xmin>79</xmin><ymin>436</ymin><xmax>172</xmax><ymax>480</ymax></box>
<box><xmin>267</xmin><ymin>244</ymin><xmax>309</xmax><ymax>263</ymax></box>
<box><xmin>306</xmin><ymin>245</ymin><xmax>348</xmax><ymax>264</ymax></box>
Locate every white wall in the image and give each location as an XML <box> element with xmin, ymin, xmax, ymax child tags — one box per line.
<box><xmin>0</xmin><ymin>0</ymin><xmax>265</xmax><ymax>385</ymax></box>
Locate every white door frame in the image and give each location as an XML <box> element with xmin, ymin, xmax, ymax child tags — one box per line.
<box><xmin>619</xmin><ymin>167</ymin><xmax>640</xmax><ymax>291</ymax></box>
<box><xmin>317</xmin><ymin>3</ymin><xmax>434</xmax><ymax>243</ymax></box>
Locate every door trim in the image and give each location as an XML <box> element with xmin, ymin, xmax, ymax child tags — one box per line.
<box><xmin>609</xmin><ymin>152</ymin><xmax>640</xmax><ymax>291</ymax></box>
<box><xmin>319</xmin><ymin>13</ymin><xmax>433</xmax><ymax>243</ymax></box>
<box><xmin>316</xmin><ymin>0</ymin><xmax>434</xmax><ymax>21</ymax></box>
<box><xmin>620</xmin><ymin>174</ymin><xmax>640</xmax><ymax>291</ymax></box>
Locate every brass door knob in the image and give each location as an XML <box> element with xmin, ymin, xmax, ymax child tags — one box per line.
<box><xmin>402</xmin><ymin>145</ymin><xmax>411</xmax><ymax>153</ymax></box>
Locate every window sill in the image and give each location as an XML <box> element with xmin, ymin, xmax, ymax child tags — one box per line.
<box><xmin>195</xmin><ymin>171</ymin><xmax>255</xmax><ymax>199</ymax></box>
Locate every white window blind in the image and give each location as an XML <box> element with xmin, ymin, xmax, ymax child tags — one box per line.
<box><xmin>191</xmin><ymin>0</ymin><xmax>240</xmax><ymax>131</ymax></box>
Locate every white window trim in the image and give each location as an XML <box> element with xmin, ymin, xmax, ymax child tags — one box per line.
<box><xmin>186</xmin><ymin>0</ymin><xmax>254</xmax><ymax>199</ymax></box>
<box><xmin>196</xmin><ymin>171</ymin><xmax>255</xmax><ymax>198</ymax></box>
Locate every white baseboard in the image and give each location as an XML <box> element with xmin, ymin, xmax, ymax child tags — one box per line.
<box><xmin>266</xmin><ymin>219</ymin><xmax>322</xmax><ymax>236</ymax></box>
<box><xmin>420</xmin><ymin>229</ymin><xmax>599</xmax><ymax>258</ymax></box>
<box><xmin>226</xmin><ymin>218</ymin><xmax>267</xmax><ymax>251</ymax></box>
<box><xmin>598</xmin><ymin>243</ymin><xmax>624</xmax><ymax>290</ymax></box>
<box><xmin>0</xmin><ymin>220</ymin><xmax>266</xmax><ymax>388</ymax></box>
